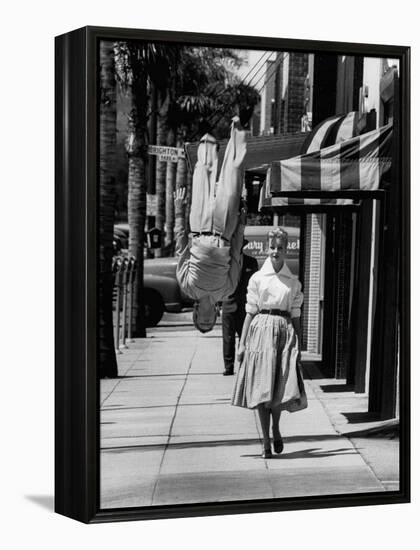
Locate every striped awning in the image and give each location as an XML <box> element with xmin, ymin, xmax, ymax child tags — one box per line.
<box><xmin>270</xmin><ymin>123</ymin><xmax>392</xmax><ymax>193</ymax></box>
<box><xmin>301</xmin><ymin>111</ymin><xmax>362</xmax><ymax>154</ymax></box>
<box><xmin>259</xmin><ymin>115</ymin><xmax>393</xmax><ymax>209</ymax></box>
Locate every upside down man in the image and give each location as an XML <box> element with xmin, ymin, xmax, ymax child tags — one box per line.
<box><xmin>174</xmin><ymin>117</ymin><xmax>247</xmax><ymax>333</ymax></box>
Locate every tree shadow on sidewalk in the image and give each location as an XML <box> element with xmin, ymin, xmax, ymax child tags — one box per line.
<box><xmin>241</xmin><ymin>447</ymin><xmax>357</xmax><ymax>459</ymax></box>
<box><xmin>105</xmin><ymin>433</ymin><xmax>357</xmax><ymax>452</ymax></box>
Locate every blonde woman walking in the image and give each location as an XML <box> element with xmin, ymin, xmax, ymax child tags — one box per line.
<box><xmin>231</xmin><ymin>228</ymin><xmax>307</xmax><ymax>458</ymax></box>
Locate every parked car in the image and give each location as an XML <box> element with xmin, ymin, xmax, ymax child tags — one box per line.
<box><xmin>114</xmin><ymin>223</ymin><xmax>129</xmax><ymax>250</ymax></box>
<box><xmin>113</xmin><ymin>223</ymin><xmax>191</xmax><ymax>326</ymax></box>
<box><xmin>143</xmin><ymin>256</ymin><xmax>194</xmax><ymax>326</ymax></box>
<box><xmin>114</xmin><ymin>224</ymin><xmax>300</xmax><ymax>327</ymax></box>
<box><xmin>113</xmin><ymin>235</ymin><xmax>123</xmax><ymax>255</ymax></box>
<box><xmin>141</xmin><ymin>225</ymin><xmax>300</xmax><ymax>326</ymax></box>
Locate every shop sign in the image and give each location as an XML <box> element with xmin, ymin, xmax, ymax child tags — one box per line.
<box><xmin>148</xmin><ymin>145</ymin><xmax>185</xmax><ymax>162</ymax></box>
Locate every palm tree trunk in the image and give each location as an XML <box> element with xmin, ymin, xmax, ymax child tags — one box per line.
<box><xmin>165</xmin><ymin>127</ymin><xmax>176</xmax><ymax>251</ymax></box>
<box><xmin>99</xmin><ymin>41</ymin><xmax>118</xmax><ymax>378</ymax></box>
<box><xmin>127</xmin><ymin>153</ymin><xmax>147</xmax><ymax>338</ymax></box>
<box><xmin>175</xmin><ymin>135</ymin><xmax>188</xmax><ymax>192</ymax></box>
<box><xmin>147</xmin><ymin>83</ymin><xmax>157</xmax><ymax>233</ymax></box>
<box><xmin>126</xmin><ymin>76</ymin><xmax>148</xmax><ymax>338</ymax></box>
<box><xmin>154</xmin><ymin>89</ymin><xmax>169</xmax><ymax>257</ymax></box>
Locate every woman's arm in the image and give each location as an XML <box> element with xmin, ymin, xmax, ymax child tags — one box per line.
<box><xmin>236</xmin><ymin>272</ymin><xmax>259</xmax><ymax>364</ymax></box>
<box><xmin>291</xmin><ymin>279</ymin><xmax>304</xmax><ymax>361</ymax></box>
<box><xmin>291</xmin><ymin>317</ymin><xmax>302</xmax><ymax>361</ymax></box>
<box><xmin>236</xmin><ymin>312</ymin><xmax>255</xmax><ymax>364</ymax></box>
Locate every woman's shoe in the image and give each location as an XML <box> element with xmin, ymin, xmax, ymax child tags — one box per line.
<box><xmin>223</xmin><ymin>366</ymin><xmax>234</xmax><ymax>376</ymax></box>
<box><xmin>262</xmin><ymin>446</ymin><xmax>272</xmax><ymax>459</ymax></box>
<box><xmin>273</xmin><ymin>436</ymin><xmax>284</xmax><ymax>454</ymax></box>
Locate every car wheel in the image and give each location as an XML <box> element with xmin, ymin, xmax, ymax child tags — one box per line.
<box><xmin>144</xmin><ymin>290</ymin><xmax>164</xmax><ymax>327</ymax></box>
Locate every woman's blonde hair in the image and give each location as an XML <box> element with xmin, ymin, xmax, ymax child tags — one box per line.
<box><xmin>267</xmin><ymin>227</ymin><xmax>288</xmax><ymax>248</ymax></box>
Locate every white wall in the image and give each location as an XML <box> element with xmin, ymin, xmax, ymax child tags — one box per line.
<box><xmin>363</xmin><ymin>57</ymin><xmax>382</xmax><ymax>117</ymax></box>
<box><xmin>231</xmin><ymin>49</ymin><xmax>277</xmax><ymax>135</ymax></box>
<box><xmin>363</xmin><ymin>57</ymin><xmax>400</xmax><ymax>123</ymax></box>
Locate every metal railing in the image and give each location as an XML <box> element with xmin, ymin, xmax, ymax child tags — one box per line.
<box><xmin>112</xmin><ymin>256</ymin><xmax>137</xmax><ymax>354</ymax></box>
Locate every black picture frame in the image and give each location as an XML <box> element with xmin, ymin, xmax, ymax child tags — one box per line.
<box><xmin>55</xmin><ymin>25</ymin><xmax>410</xmax><ymax>524</ymax></box>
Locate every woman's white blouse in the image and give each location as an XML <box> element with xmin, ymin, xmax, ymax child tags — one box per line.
<box><xmin>245</xmin><ymin>258</ymin><xmax>303</xmax><ymax>318</ymax></box>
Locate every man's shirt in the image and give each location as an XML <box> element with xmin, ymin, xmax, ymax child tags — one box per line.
<box><xmin>175</xmin><ymin>218</ymin><xmax>244</xmax><ymax>304</ymax></box>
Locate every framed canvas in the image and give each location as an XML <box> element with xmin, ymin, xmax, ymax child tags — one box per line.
<box><xmin>55</xmin><ymin>26</ymin><xmax>410</xmax><ymax>523</ymax></box>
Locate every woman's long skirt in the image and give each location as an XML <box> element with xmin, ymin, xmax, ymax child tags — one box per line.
<box><xmin>231</xmin><ymin>313</ymin><xmax>307</xmax><ymax>411</ymax></box>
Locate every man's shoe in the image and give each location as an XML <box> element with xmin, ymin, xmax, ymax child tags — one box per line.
<box><xmin>273</xmin><ymin>437</ymin><xmax>284</xmax><ymax>454</ymax></box>
<box><xmin>262</xmin><ymin>446</ymin><xmax>272</xmax><ymax>459</ymax></box>
<box><xmin>223</xmin><ymin>367</ymin><xmax>234</xmax><ymax>376</ymax></box>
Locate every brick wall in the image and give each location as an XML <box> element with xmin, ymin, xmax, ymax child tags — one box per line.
<box><xmin>334</xmin><ymin>214</ymin><xmax>353</xmax><ymax>378</ymax></box>
<box><xmin>264</xmin><ymin>60</ymin><xmax>277</xmax><ymax>133</ymax></box>
<box><xmin>287</xmin><ymin>53</ymin><xmax>309</xmax><ymax>133</ymax></box>
<box><xmin>275</xmin><ymin>53</ymin><xmax>284</xmax><ymax>134</ymax></box>
<box><xmin>302</xmin><ymin>214</ymin><xmax>323</xmax><ymax>353</ymax></box>
<box><xmin>279</xmin><ymin>214</ymin><xmax>300</xmax><ymax>228</ymax></box>
<box><xmin>275</xmin><ymin>53</ymin><xmax>309</xmax><ymax>134</ymax></box>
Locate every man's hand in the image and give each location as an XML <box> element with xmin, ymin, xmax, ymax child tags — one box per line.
<box><xmin>174</xmin><ymin>187</ymin><xmax>186</xmax><ymax>216</ymax></box>
<box><xmin>232</xmin><ymin>115</ymin><xmax>240</xmax><ymax>127</ymax></box>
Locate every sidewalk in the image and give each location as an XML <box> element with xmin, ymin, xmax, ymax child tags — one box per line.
<box><xmin>100</xmin><ymin>318</ymin><xmax>399</xmax><ymax>509</ymax></box>
<box><xmin>303</xmin><ymin>363</ymin><xmax>399</xmax><ymax>492</ymax></box>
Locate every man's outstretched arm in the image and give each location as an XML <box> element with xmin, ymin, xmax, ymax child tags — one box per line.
<box><xmin>174</xmin><ymin>187</ymin><xmax>190</xmax><ymax>260</ymax></box>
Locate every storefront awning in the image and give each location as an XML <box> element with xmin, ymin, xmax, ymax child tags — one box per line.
<box><xmin>270</xmin><ymin>123</ymin><xmax>392</xmax><ymax>193</ymax></box>
<box><xmin>259</xmin><ymin>117</ymin><xmax>393</xmax><ymax>208</ymax></box>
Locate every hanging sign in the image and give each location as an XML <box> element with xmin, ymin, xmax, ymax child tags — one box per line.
<box><xmin>148</xmin><ymin>145</ymin><xmax>185</xmax><ymax>163</ymax></box>
<box><xmin>146</xmin><ymin>193</ymin><xmax>157</xmax><ymax>216</ymax></box>
<box><xmin>146</xmin><ymin>228</ymin><xmax>162</xmax><ymax>249</ymax></box>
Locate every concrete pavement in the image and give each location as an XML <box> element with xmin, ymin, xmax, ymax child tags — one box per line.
<box><xmin>100</xmin><ymin>314</ymin><xmax>399</xmax><ymax>509</ymax></box>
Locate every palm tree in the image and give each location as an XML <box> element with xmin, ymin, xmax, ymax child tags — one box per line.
<box><xmin>115</xmin><ymin>43</ymin><xmax>260</xmax><ymax>331</ymax></box>
<box><xmin>211</xmin><ymin>79</ymin><xmax>260</xmax><ymax>138</ymax></box>
<box><xmin>163</xmin><ymin>47</ymin><xmax>259</xmax><ymax>246</ymax></box>
<box><xmin>125</xmin><ymin>104</ymin><xmax>147</xmax><ymax>336</ymax></box>
<box><xmin>99</xmin><ymin>41</ymin><xmax>118</xmax><ymax>377</ymax></box>
<box><xmin>164</xmin><ymin>126</ymin><xmax>177</xmax><ymax>249</ymax></box>
<box><xmin>154</xmin><ymin>87</ymin><xmax>170</xmax><ymax>256</ymax></box>
<box><xmin>115</xmin><ymin>42</ymin><xmax>171</xmax><ymax>336</ymax></box>
<box><xmin>166</xmin><ymin>47</ymin><xmax>236</xmax><ymax>226</ymax></box>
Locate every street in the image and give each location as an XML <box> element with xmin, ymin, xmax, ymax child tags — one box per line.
<box><xmin>100</xmin><ymin>314</ymin><xmax>399</xmax><ymax>509</ymax></box>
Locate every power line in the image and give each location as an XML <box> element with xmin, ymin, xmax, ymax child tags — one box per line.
<box><xmin>255</xmin><ymin>52</ymin><xmax>289</xmax><ymax>95</ymax></box>
<box><xmin>238</xmin><ymin>50</ymin><xmax>272</xmax><ymax>88</ymax></box>
<box><xmin>204</xmin><ymin>52</ymin><xmax>280</xmax><ymax>136</ymax></box>
<box><xmin>208</xmin><ymin>52</ymin><xmax>289</xmax><ymax>135</ymax></box>
<box><xmin>203</xmin><ymin>50</ymin><xmax>272</xmax><ymax>132</ymax></box>
<box><xmin>190</xmin><ymin>50</ymin><xmax>290</xmax><ymax>142</ymax></box>
<box><xmin>259</xmin><ymin>52</ymin><xmax>290</xmax><ymax>95</ymax></box>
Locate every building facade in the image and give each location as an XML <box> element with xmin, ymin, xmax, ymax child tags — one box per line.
<box><xmin>247</xmin><ymin>50</ymin><xmax>400</xmax><ymax>420</ymax></box>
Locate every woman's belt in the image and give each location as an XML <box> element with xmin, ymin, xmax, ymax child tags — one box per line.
<box><xmin>259</xmin><ymin>309</ymin><xmax>290</xmax><ymax>317</ymax></box>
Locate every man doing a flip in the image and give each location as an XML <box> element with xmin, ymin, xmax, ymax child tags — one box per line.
<box><xmin>174</xmin><ymin>117</ymin><xmax>247</xmax><ymax>333</ymax></box>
